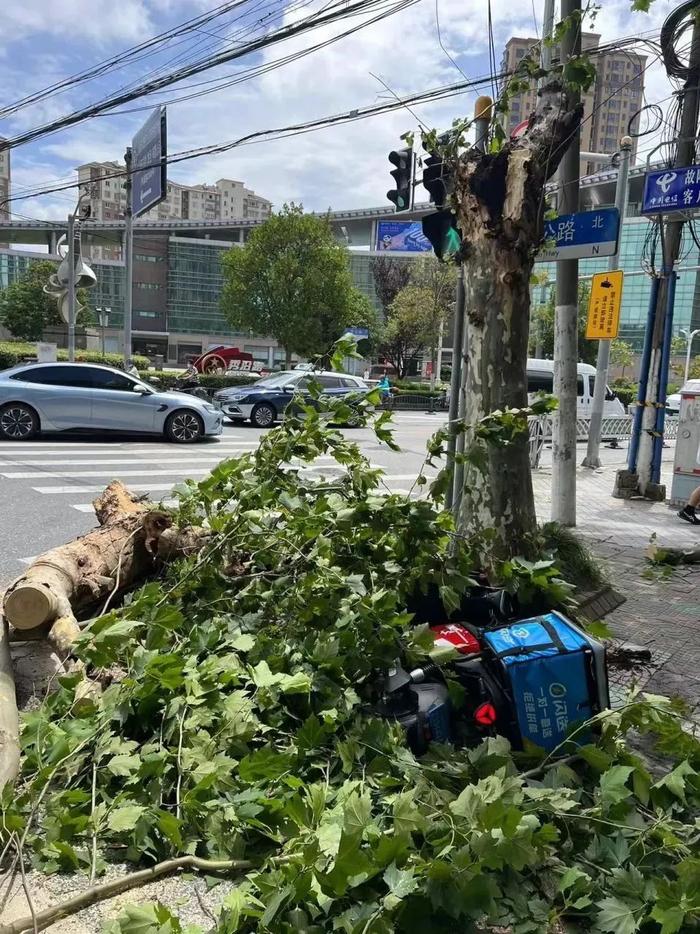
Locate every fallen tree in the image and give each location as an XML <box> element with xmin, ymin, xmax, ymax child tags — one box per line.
<box><xmin>0</xmin><ymin>392</ymin><xmax>698</xmax><ymax>934</ymax></box>
<box><xmin>2</xmin><ymin>481</ymin><xmax>207</xmax><ymax>655</ymax></box>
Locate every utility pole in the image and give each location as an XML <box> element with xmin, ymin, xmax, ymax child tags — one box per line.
<box><xmin>450</xmin><ymin>95</ymin><xmax>492</xmax><ymax>518</ymax></box>
<box><xmin>551</xmin><ymin>0</ymin><xmax>581</xmax><ymax>526</ymax></box>
<box><xmin>624</xmin><ymin>11</ymin><xmax>700</xmax><ymax>498</ymax></box>
<box><xmin>123</xmin><ymin>146</ymin><xmax>133</xmax><ymax>367</ymax></box>
<box><xmin>582</xmin><ymin>136</ymin><xmax>632</xmax><ymax>468</ymax></box>
<box><xmin>539</xmin><ymin>0</ymin><xmax>555</xmax><ymax>87</ymax></box>
<box><xmin>66</xmin><ymin>212</ymin><xmax>76</xmax><ymax>363</ymax></box>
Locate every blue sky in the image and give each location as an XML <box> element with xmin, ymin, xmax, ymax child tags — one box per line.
<box><xmin>0</xmin><ymin>0</ymin><xmax>677</xmax><ymax>221</ymax></box>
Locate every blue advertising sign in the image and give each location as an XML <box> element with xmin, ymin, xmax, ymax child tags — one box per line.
<box><xmin>641</xmin><ymin>165</ymin><xmax>700</xmax><ymax>214</ymax></box>
<box><xmin>344</xmin><ymin>326</ymin><xmax>370</xmax><ymax>339</ymax></box>
<box><xmin>131</xmin><ymin>106</ymin><xmax>167</xmax><ymax>218</ymax></box>
<box><xmin>375</xmin><ymin>220</ymin><xmax>431</xmax><ymax>253</ymax></box>
<box><xmin>536</xmin><ymin>207</ymin><xmax>620</xmax><ymax>262</ymax></box>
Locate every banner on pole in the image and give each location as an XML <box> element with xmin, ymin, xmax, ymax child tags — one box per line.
<box><xmin>586</xmin><ymin>271</ymin><xmax>624</xmax><ymax>339</ymax></box>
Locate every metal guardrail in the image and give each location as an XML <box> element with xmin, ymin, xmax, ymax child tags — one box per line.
<box><xmin>530</xmin><ymin>415</ymin><xmax>679</xmax><ymax>466</ymax></box>
<box><xmin>378</xmin><ymin>393</ymin><xmax>448</xmax><ymax>412</ymax></box>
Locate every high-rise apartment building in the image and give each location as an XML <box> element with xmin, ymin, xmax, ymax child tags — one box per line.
<box><xmin>501</xmin><ymin>34</ymin><xmax>646</xmax><ymax>172</ymax></box>
<box><xmin>77</xmin><ymin>161</ymin><xmax>272</xmax><ymax>259</ymax></box>
<box><xmin>0</xmin><ymin>141</ymin><xmax>10</xmax><ymax>219</ymax></box>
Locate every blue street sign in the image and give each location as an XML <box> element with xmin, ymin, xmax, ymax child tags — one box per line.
<box><xmin>641</xmin><ymin>165</ymin><xmax>700</xmax><ymax>214</ymax></box>
<box><xmin>131</xmin><ymin>106</ymin><xmax>167</xmax><ymax>218</ymax></box>
<box><xmin>376</xmin><ymin>220</ymin><xmax>431</xmax><ymax>253</ymax></box>
<box><xmin>345</xmin><ymin>326</ymin><xmax>370</xmax><ymax>339</ymax></box>
<box><xmin>536</xmin><ymin>207</ymin><xmax>620</xmax><ymax>262</ymax></box>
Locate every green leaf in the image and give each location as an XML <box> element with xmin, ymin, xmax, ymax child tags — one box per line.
<box><xmin>596</xmin><ymin>896</ymin><xmax>639</xmax><ymax>934</ymax></box>
<box><xmin>107</xmin><ymin>754</ymin><xmax>141</xmax><ymax>778</ymax></box>
<box><xmin>650</xmin><ymin>904</ymin><xmax>686</xmax><ymax>934</ymax></box>
<box><xmin>343</xmin><ymin>789</ymin><xmax>371</xmax><ymax>836</ymax></box>
<box><xmin>238</xmin><ymin>747</ymin><xmax>294</xmax><ymax>783</ymax></box>
<box><xmin>599</xmin><ymin>765</ymin><xmax>634</xmax><ymax>808</ymax></box>
<box><xmin>652</xmin><ymin>760</ymin><xmax>697</xmax><ymax>802</ymax></box>
<box><xmin>278</xmin><ymin>671</ymin><xmax>312</xmax><ymax>695</ymax></box>
<box><xmin>107</xmin><ymin>805</ymin><xmax>146</xmax><ymax>832</ymax></box>
<box><xmin>630</xmin><ymin>0</ymin><xmax>651</xmax><ymax>11</ymax></box>
<box><xmin>383</xmin><ymin>863</ymin><xmax>418</xmax><ymax>909</ymax></box>
<box><xmin>105</xmin><ymin>902</ymin><xmax>186</xmax><ymax>934</ymax></box>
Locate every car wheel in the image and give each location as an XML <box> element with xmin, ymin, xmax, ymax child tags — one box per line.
<box><xmin>251</xmin><ymin>402</ymin><xmax>276</xmax><ymax>428</ymax></box>
<box><xmin>0</xmin><ymin>403</ymin><xmax>39</xmax><ymax>440</ymax></box>
<box><xmin>165</xmin><ymin>409</ymin><xmax>204</xmax><ymax>443</ymax></box>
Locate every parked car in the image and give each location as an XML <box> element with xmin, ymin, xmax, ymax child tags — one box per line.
<box><xmin>0</xmin><ymin>362</ymin><xmax>223</xmax><ymax>443</ymax></box>
<box><xmin>526</xmin><ymin>358</ymin><xmax>626</xmax><ymax>417</ymax></box>
<box><xmin>666</xmin><ymin>392</ymin><xmax>682</xmax><ymax>416</ymax></box>
<box><xmin>213</xmin><ymin>370</ymin><xmax>369</xmax><ymax>427</ymax></box>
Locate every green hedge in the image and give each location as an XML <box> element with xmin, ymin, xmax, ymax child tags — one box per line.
<box><xmin>138</xmin><ymin>370</ymin><xmax>259</xmax><ymax>392</ymax></box>
<box><xmin>0</xmin><ymin>341</ymin><xmax>150</xmax><ymax>371</ymax></box>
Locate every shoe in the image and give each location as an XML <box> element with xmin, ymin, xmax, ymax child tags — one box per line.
<box><xmin>678</xmin><ymin>507</ymin><xmax>700</xmax><ymax>525</ymax></box>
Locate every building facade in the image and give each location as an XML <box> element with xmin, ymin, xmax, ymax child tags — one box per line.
<box><xmin>501</xmin><ymin>34</ymin><xmax>646</xmax><ymax>170</ymax></box>
<box><xmin>77</xmin><ymin>161</ymin><xmax>272</xmax><ymax>260</ymax></box>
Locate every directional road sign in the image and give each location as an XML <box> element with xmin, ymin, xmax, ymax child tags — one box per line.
<box><xmin>641</xmin><ymin>164</ymin><xmax>700</xmax><ymax>215</ymax></box>
<box><xmin>344</xmin><ymin>326</ymin><xmax>370</xmax><ymax>339</ymax></box>
<box><xmin>535</xmin><ymin>207</ymin><xmax>620</xmax><ymax>262</ymax></box>
<box><xmin>131</xmin><ymin>106</ymin><xmax>167</xmax><ymax>218</ymax></box>
<box><xmin>586</xmin><ymin>270</ymin><xmax>624</xmax><ymax>340</ymax></box>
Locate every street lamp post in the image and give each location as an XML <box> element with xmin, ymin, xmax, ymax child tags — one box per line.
<box><xmin>681</xmin><ymin>327</ymin><xmax>700</xmax><ymax>385</ymax></box>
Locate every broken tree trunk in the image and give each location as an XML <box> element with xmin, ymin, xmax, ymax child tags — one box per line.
<box><xmin>454</xmin><ymin>82</ymin><xmax>583</xmax><ymax>557</ymax></box>
<box><xmin>1</xmin><ymin>481</ymin><xmax>207</xmax><ymax>655</ymax></box>
<box><xmin>0</xmin><ymin>614</ymin><xmax>19</xmax><ymax>789</ymax></box>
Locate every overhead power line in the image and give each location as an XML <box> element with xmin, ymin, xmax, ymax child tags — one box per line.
<box><xmin>0</xmin><ymin>0</ymin><xmax>257</xmax><ymax>120</ymax></box>
<box><xmin>0</xmin><ymin>0</ymin><xmax>418</xmax><ymax>152</ymax></box>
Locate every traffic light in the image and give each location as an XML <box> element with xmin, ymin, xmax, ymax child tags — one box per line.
<box><xmin>422</xmin><ymin>151</ymin><xmax>448</xmax><ymax>207</ymax></box>
<box><xmin>421</xmin><ymin>210</ymin><xmax>461</xmax><ymax>262</ymax></box>
<box><xmin>387</xmin><ymin>148</ymin><xmax>413</xmax><ymax>212</ymax></box>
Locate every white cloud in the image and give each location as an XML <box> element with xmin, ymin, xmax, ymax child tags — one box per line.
<box><xmin>2</xmin><ymin>0</ymin><xmax>154</xmax><ymax>43</ymax></box>
<box><xmin>1</xmin><ymin>0</ymin><xmax>681</xmax><ymax>217</ymax></box>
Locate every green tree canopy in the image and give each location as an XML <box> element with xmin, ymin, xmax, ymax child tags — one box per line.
<box><xmin>220</xmin><ymin>204</ymin><xmax>364</xmax><ymax>365</ymax></box>
<box><xmin>0</xmin><ymin>260</ymin><xmax>93</xmax><ymax>342</ymax></box>
<box><xmin>610</xmin><ymin>339</ymin><xmax>634</xmax><ymax>376</ymax></box>
<box><xmin>381</xmin><ymin>285</ymin><xmax>443</xmax><ymax>379</ymax></box>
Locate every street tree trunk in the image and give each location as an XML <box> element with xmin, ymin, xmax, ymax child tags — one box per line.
<box><xmin>455</xmin><ymin>82</ymin><xmax>582</xmax><ymax>557</ymax></box>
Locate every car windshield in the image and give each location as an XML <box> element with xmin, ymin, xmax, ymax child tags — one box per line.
<box><xmin>254</xmin><ymin>372</ymin><xmax>299</xmax><ymax>389</ymax></box>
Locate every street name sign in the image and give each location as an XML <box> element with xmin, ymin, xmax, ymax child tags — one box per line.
<box><xmin>641</xmin><ymin>164</ymin><xmax>700</xmax><ymax>214</ymax></box>
<box><xmin>536</xmin><ymin>207</ymin><xmax>620</xmax><ymax>262</ymax></box>
<box><xmin>131</xmin><ymin>106</ymin><xmax>167</xmax><ymax>218</ymax></box>
<box><xmin>586</xmin><ymin>270</ymin><xmax>624</xmax><ymax>340</ymax></box>
<box><xmin>344</xmin><ymin>326</ymin><xmax>370</xmax><ymax>339</ymax></box>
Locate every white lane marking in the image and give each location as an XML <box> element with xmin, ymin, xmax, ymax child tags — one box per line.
<box><xmin>4</xmin><ymin>468</ymin><xmax>214</xmax><ymax>479</ymax></box>
<box><xmin>0</xmin><ymin>453</ymin><xmax>255</xmax><ymax>468</ymax></box>
<box><xmin>34</xmin><ymin>484</ymin><xmax>185</xmax><ymax>494</ymax></box>
<box><xmin>18</xmin><ymin>555</ymin><xmax>38</xmax><ymax>565</ymax></box>
<box><xmin>0</xmin><ymin>444</ymin><xmax>254</xmax><ymax>459</ymax></box>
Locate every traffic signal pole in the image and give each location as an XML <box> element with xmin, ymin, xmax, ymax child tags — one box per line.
<box><xmin>551</xmin><ymin>0</ymin><xmax>581</xmax><ymax>527</ymax></box>
<box><xmin>582</xmin><ymin>136</ymin><xmax>632</xmax><ymax>468</ymax></box>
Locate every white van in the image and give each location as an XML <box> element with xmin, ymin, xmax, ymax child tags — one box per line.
<box><xmin>527</xmin><ymin>358</ymin><xmax>626</xmax><ymax>418</ymax></box>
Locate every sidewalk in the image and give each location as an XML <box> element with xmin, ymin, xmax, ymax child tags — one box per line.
<box><xmin>533</xmin><ymin>443</ymin><xmax>700</xmax><ymax>705</ymax></box>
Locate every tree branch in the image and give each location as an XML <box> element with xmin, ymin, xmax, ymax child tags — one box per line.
<box><xmin>0</xmin><ymin>856</ymin><xmax>255</xmax><ymax>934</ymax></box>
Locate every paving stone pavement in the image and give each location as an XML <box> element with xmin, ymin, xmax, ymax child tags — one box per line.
<box><xmin>533</xmin><ymin>443</ymin><xmax>700</xmax><ymax>707</ymax></box>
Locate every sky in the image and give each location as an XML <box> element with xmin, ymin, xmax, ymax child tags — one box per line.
<box><xmin>0</xmin><ymin>0</ymin><xmax>682</xmax><ymax>223</ymax></box>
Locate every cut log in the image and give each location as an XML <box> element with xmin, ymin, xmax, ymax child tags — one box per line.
<box><xmin>0</xmin><ymin>614</ymin><xmax>19</xmax><ymax>789</ymax></box>
<box><xmin>1</xmin><ymin>482</ymin><xmax>208</xmax><ymax>651</ymax></box>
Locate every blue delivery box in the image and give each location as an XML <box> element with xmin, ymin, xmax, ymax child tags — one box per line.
<box><xmin>482</xmin><ymin>612</ymin><xmax>609</xmax><ymax>752</ymax></box>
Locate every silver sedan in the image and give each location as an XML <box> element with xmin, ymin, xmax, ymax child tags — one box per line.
<box><xmin>0</xmin><ymin>362</ymin><xmax>223</xmax><ymax>443</ymax></box>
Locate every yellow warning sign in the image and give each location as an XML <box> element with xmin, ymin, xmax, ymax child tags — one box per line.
<box><xmin>586</xmin><ymin>270</ymin><xmax>624</xmax><ymax>340</ymax></box>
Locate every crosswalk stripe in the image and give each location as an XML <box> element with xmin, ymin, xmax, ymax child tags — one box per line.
<box><xmin>4</xmin><ymin>468</ymin><xmax>214</xmax><ymax>479</ymax></box>
<box><xmin>35</xmin><ymin>483</ymin><xmax>187</xmax><ymax>494</ymax></box>
<box><xmin>0</xmin><ymin>453</ymin><xmax>255</xmax><ymax>468</ymax></box>
<box><xmin>71</xmin><ymin>500</ymin><xmax>178</xmax><ymax>513</ymax></box>
<box><xmin>0</xmin><ymin>443</ymin><xmax>254</xmax><ymax>458</ymax></box>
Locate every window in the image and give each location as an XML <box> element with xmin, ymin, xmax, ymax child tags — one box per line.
<box><xmin>136</xmin><ymin>311</ymin><xmax>158</xmax><ymax>318</ymax></box>
<box><xmin>577</xmin><ymin>376</ymin><xmax>585</xmax><ymax>397</ymax></box>
<box><xmin>135</xmin><ymin>282</ymin><xmax>163</xmax><ymax>290</ymax></box>
<box><xmin>11</xmin><ymin>365</ymin><xmax>91</xmax><ymax>387</ymax></box>
<box><xmin>91</xmin><ymin>370</ymin><xmax>137</xmax><ymax>392</ymax></box>
<box><xmin>527</xmin><ymin>373</ymin><xmax>553</xmax><ymax>394</ymax></box>
<box><xmin>317</xmin><ymin>376</ymin><xmax>342</xmax><ymax>389</ymax></box>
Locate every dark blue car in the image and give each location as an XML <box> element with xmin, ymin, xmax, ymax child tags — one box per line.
<box><xmin>213</xmin><ymin>370</ymin><xmax>370</xmax><ymax>428</ymax></box>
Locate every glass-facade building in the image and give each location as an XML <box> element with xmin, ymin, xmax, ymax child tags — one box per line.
<box><xmin>3</xmin><ymin>211</ymin><xmax>699</xmax><ymax>359</ymax></box>
<box><xmin>534</xmin><ymin>217</ymin><xmax>700</xmax><ymax>350</ymax></box>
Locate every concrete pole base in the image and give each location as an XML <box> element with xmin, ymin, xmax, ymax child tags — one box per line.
<box><xmin>613</xmin><ymin>469</ymin><xmax>666</xmax><ymax>501</ymax></box>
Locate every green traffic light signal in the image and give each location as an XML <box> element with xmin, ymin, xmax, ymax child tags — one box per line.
<box><xmin>387</xmin><ymin>148</ymin><xmax>413</xmax><ymax>213</ymax></box>
<box><xmin>421</xmin><ymin>210</ymin><xmax>461</xmax><ymax>262</ymax></box>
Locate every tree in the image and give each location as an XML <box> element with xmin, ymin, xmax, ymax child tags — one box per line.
<box><xmin>529</xmin><ymin>282</ymin><xmax>595</xmax><ymax>365</ymax></box>
<box><xmin>346</xmin><ymin>289</ymin><xmax>383</xmax><ymax>358</ymax></box>
<box><xmin>610</xmin><ymin>339</ymin><xmax>634</xmax><ymax>377</ymax></box>
<box><xmin>381</xmin><ymin>285</ymin><xmax>440</xmax><ymax>379</ymax></box>
<box><xmin>220</xmin><ymin>205</ymin><xmax>358</xmax><ymax>366</ymax></box>
<box><xmin>369</xmin><ymin>255</ymin><xmax>411</xmax><ymax>313</ymax></box>
<box><xmin>409</xmin><ymin>256</ymin><xmax>456</xmax><ymax>384</ymax></box>
<box><xmin>0</xmin><ymin>260</ymin><xmax>92</xmax><ymax>342</ymax></box>
<box><xmin>436</xmin><ymin>72</ymin><xmax>585</xmax><ymax>556</ymax></box>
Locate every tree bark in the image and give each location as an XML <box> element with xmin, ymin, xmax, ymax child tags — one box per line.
<box><xmin>1</xmin><ymin>482</ymin><xmax>207</xmax><ymax>653</ymax></box>
<box><xmin>454</xmin><ymin>82</ymin><xmax>582</xmax><ymax>557</ymax></box>
<box><xmin>0</xmin><ymin>615</ymin><xmax>19</xmax><ymax>789</ymax></box>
